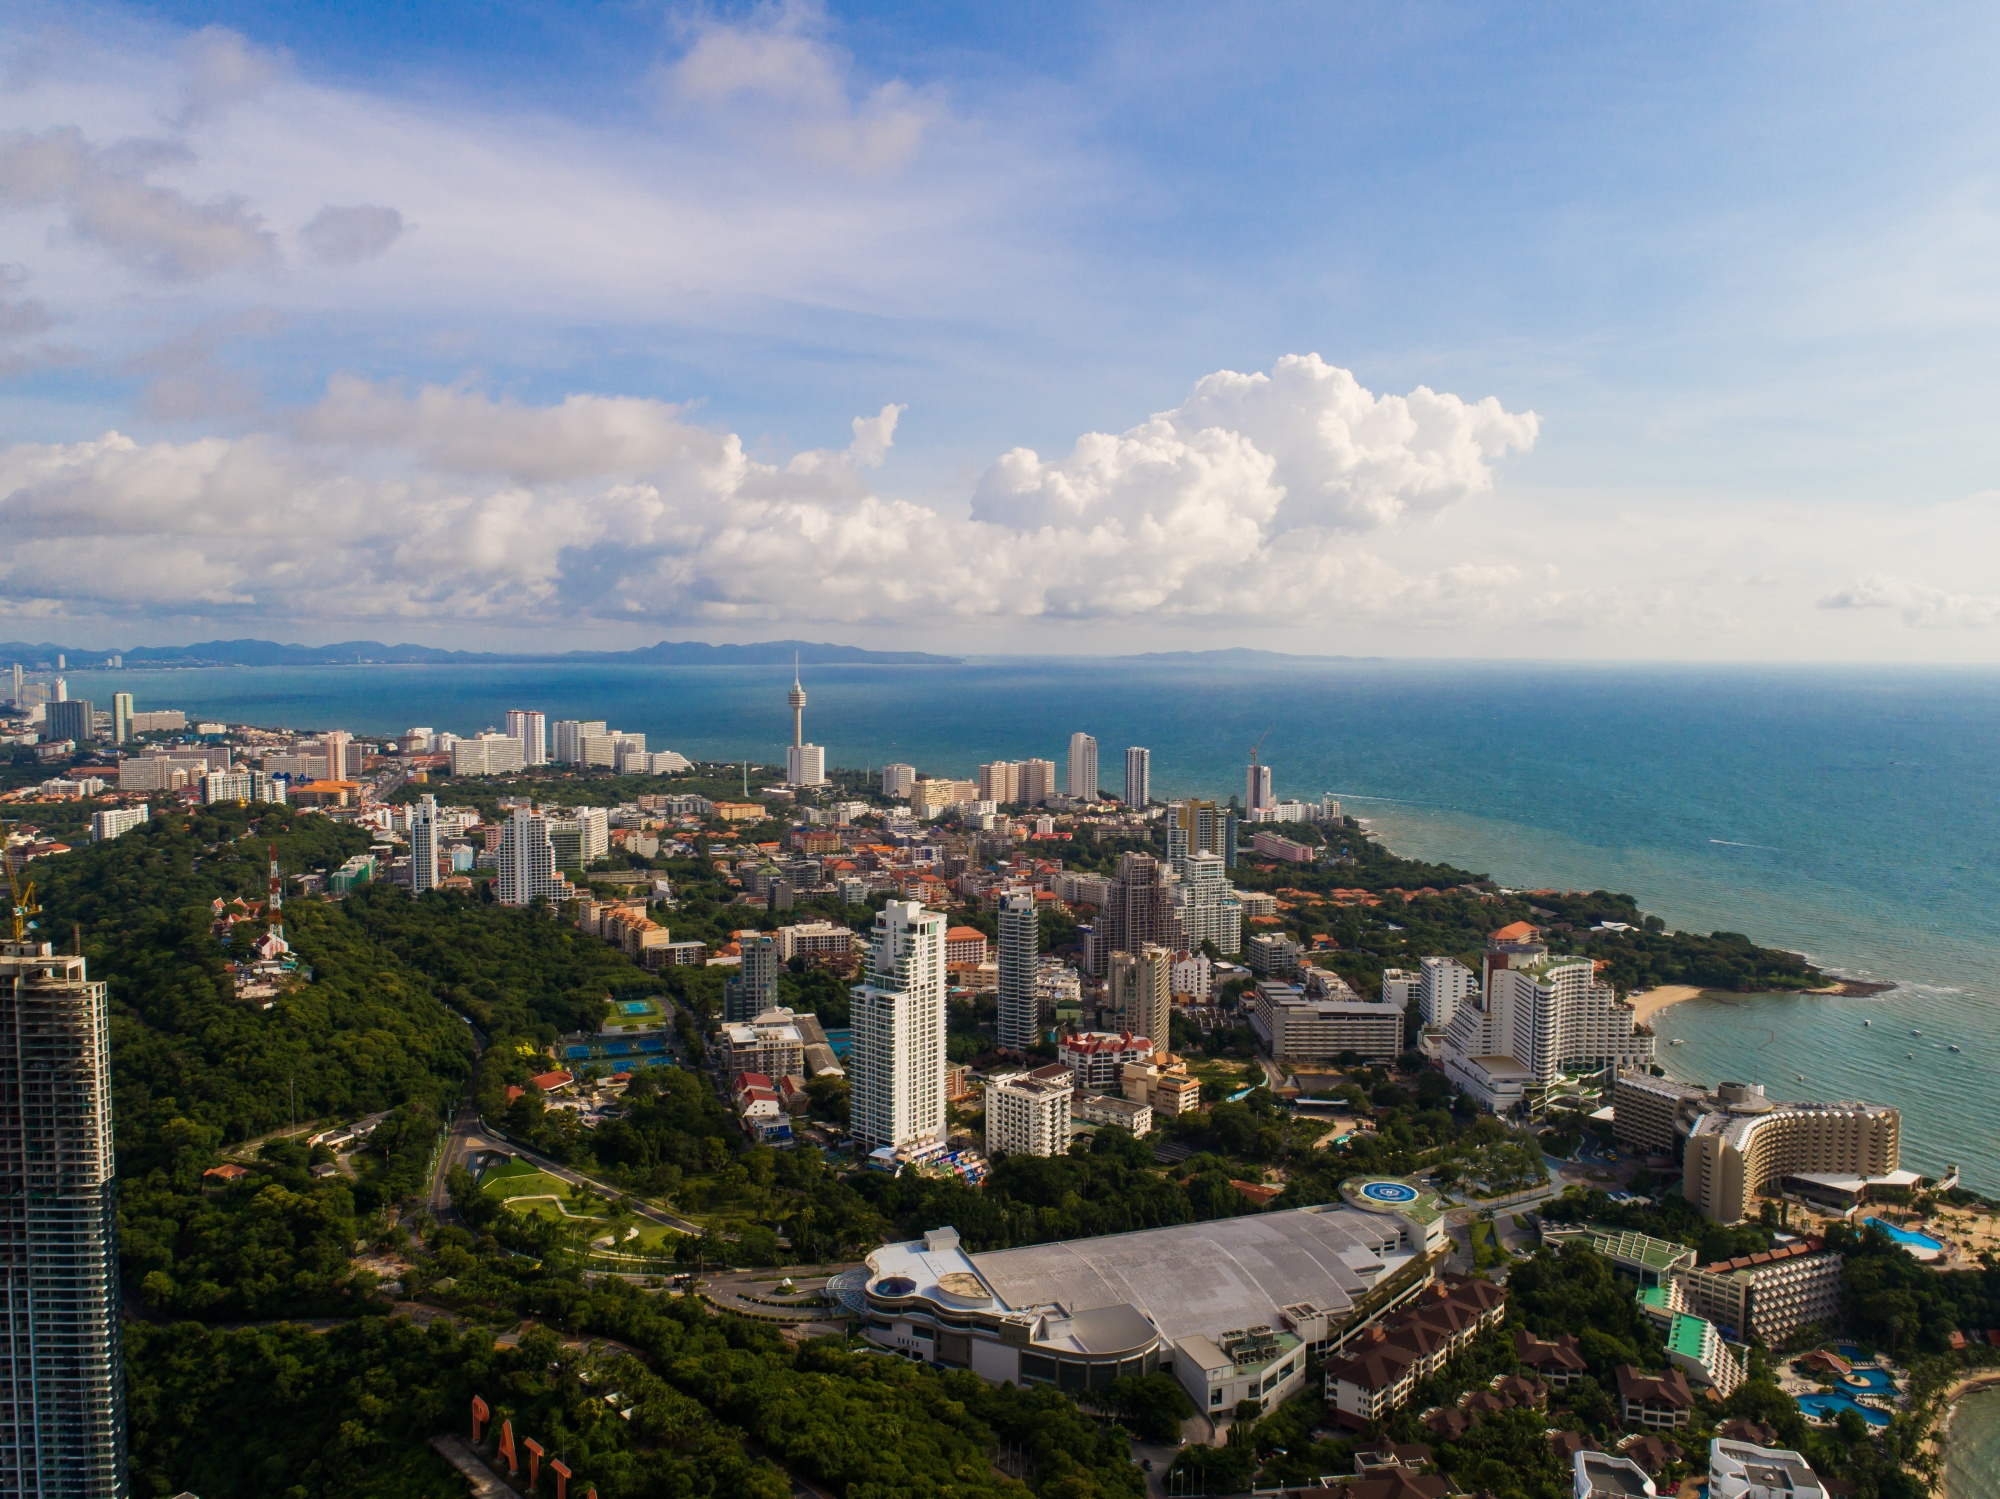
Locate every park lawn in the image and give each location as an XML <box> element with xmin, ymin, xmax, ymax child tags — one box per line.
<box><xmin>483</xmin><ymin>1169</ymin><xmax>574</xmax><ymax>1202</ymax></box>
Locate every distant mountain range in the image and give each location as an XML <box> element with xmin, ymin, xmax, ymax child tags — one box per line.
<box><xmin>0</xmin><ymin>638</ymin><xmax>960</xmax><ymax>668</ymax></box>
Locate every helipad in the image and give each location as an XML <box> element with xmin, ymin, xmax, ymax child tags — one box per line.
<box><xmin>1339</xmin><ymin>1176</ymin><xmax>1445</xmax><ymax>1238</ymax></box>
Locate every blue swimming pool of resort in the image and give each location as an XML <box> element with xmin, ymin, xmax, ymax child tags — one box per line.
<box><xmin>1841</xmin><ymin>1368</ymin><xmax>1897</xmax><ymax>1396</ymax></box>
<box><xmin>1797</xmin><ymin>1392</ymin><xmax>1890</xmax><ymax>1427</ymax></box>
<box><xmin>1864</xmin><ymin>1218</ymin><xmax>1944</xmax><ymax>1252</ymax></box>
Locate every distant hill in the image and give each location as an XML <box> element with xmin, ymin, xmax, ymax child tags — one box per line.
<box><xmin>0</xmin><ymin>638</ymin><xmax>959</xmax><ymax>668</ymax></box>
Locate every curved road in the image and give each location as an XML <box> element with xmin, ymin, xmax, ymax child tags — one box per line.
<box><xmin>429</xmin><ymin>1100</ymin><xmax>703</xmax><ymax>1236</ymax></box>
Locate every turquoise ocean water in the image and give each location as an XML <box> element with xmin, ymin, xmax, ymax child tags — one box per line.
<box><xmin>1945</xmin><ymin>1387</ymin><xmax>2000</xmax><ymax>1498</ymax></box>
<box><xmin>76</xmin><ymin>656</ymin><xmax>2000</xmax><ymax>1191</ymax></box>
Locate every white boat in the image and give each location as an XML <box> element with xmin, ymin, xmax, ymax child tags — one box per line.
<box><xmin>1949</xmin><ymin>1044</ymin><xmax>1961</xmax><ymax>1053</ymax></box>
<box><xmin>1670</xmin><ymin>1038</ymin><xmax>1684</xmax><ymax>1046</ymax></box>
<box><xmin>1863</xmin><ymin>1019</ymin><xmax>1872</xmax><ymax>1027</ymax></box>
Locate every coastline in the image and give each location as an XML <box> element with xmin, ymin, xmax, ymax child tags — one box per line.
<box><xmin>1921</xmin><ymin>1367</ymin><xmax>2000</xmax><ymax>1479</ymax></box>
<box><xmin>1628</xmin><ymin>984</ymin><xmax>1705</xmax><ymax>1023</ymax></box>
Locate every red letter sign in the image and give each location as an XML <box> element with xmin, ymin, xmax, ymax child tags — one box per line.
<box><xmin>470</xmin><ymin>1395</ymin><xmax>489</xmax><ymax>1443</ymax></box>
<box><xmin>497</xmin><ymin>1418</ymin><xmax>518</xmax><ymax>1475</ymax></box>
<box><xmin>551</xmin><ymin>1458</ymin><xmax>571</xmax><ymax>1499</ymax></box>
<box><xmin>524</xmin><ymin>1438</ymin><xmax>544</xmax><ymax>1487</ymax></box>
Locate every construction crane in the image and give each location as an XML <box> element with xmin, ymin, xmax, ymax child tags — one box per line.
<box><xmin>2</xmin><ymin>823</ymin><xmax>39</xmax><ymax>943</ymax></box>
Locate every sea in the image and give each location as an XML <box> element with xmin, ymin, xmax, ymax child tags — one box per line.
<box><xmin>61</xmin><ymin>653</ymin><xmax>2000</xmax><ymax>1484</ymax></box>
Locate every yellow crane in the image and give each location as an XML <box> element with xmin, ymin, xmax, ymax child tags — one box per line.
<box><xmin>2</xmin><ymin>821</ymin><xmax>40</xmax><ymax>942</ymax></box>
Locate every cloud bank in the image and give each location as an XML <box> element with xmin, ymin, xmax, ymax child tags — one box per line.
<box><xmin>0</xmin><ymin>355</ymin><xmax>1539</xmax><ymax>630</ymax></box>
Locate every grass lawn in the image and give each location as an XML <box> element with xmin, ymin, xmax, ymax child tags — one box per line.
<box><xmin>483</xmin><ymin>1168</ymin><xmax>573</xmax><ymax>1201</ymax></box>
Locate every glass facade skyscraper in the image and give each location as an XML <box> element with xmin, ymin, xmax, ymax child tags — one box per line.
<box><xmin>0</xmin><ymin>940</ymin><xmax>126</xmax><ymax>1496</ymax></box>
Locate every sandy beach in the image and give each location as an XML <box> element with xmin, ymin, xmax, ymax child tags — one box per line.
<box><xmin>1630</xmin><ymin>984</ymin><xmax>1705</xmax><ymax>1023</ymax></box>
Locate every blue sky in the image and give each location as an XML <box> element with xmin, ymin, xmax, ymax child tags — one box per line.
<box><xmin>3</xmin><ymin>1</ymin><xmax>1999</xmax><ymax>656</ymax></box>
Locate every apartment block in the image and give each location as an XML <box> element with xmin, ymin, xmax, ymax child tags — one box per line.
<box><xmin>984</xmin><ymin>1072</ymin><xmax>1073</xmax><ymax>1158</ymax></box>
<box><xmin>1249</xmin><ymin>977</ymin><xmax>1404</xmax><ymax>1064</ymax></box>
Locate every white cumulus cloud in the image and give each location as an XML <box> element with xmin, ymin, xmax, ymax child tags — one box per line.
<box><xmin>1818</xmin><ymin>574</ymin><xmax>2000</xmax><ymax>628</ymax></box>
<box><xmin>0</xmin><ymin>356</ymin><xmax>1539</xmax><ymax>632</ymax></box>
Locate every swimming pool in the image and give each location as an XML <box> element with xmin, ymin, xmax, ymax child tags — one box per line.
<box><xmin>1798</xmin><ymin>1392</ymin><xmax>1891</xmax><ymax>1428</ymax></box>
<box><xmin>1840</xmin><ymin>1368</ymin><xmax>1897</xmax><ymax>1396</ymax></box>
<box><xmin>1864</xmin><ymin>1218</ymin><xmax>1944</xmax><ymax>1253</ymax></box>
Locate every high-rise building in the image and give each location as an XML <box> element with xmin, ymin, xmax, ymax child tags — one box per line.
<box><xmin>553</xmin><ymin>720</ymin><xmax>607</xmax><ymax>764</ymax></box>
<box><xmin>0</xmin><ymin>939</ymin><xmax>127</xmax><ymax>1494</ymax></box>
<box><xmin>52</xmin><ymin>677</ymin><xmax>66</xmax><ymax>703</ymax></box>
<box><xmin>505</xmin><ymin>710</ymin><xmax>548</xmax><ymax>766</ymax></box>
<box><xmin>45</xmin><ymin>699</ymin><xmax>93</xmax><ymax>746</ymax></box>
<box><xmin>1019</xmin><ymin>758</ymin><xmax>1056</xmax><ymax>806</ymax></box>
<box><xmin>322</xmin><ymin>730</ymin><xmax>353</xmax><ymax>781</ymax></box>
<box><xmin>1443</xmin><ymin>942</ymin><xmax>1655</xmax><ymax>1112</ymax></box>
<box><xmin>496</xmin><ymin>809</ymin><xmax>562</xmax><ymax>907</ymax></box>
<box><xmin>410</xmin><ymin>794</ymin><xmax>441</xmax><ymax>893</ymax></box>
<box><xmin>110</xmin><ymin>693</ymin><xmax>133</xmax><ymax>746</ymax></box>
<box><xmin>1167</xmin><ymin>800</ymin><xmax>1237</xmax><ymax>870</ymax></box>
<box><xmin>1109</xmin><ymin>945</ymin><xmax>1171</xmax><ymax>1053</ymax></box>
<box><xmin>451</xmin><ymin>732</ymin><xmax>527</xmax><ymax>777</ymax></box>
<box><xmin>977</xmin><ymin>761</ymin><xmax>1021</xmax><ymax>804</ymax></box>
<box><xmin>7</xmin><ymin>665</ymin><xmax>20</xmax><ymax>706</ymax></box>
<box><xmin>1095</xmin><ymin>851</ymin><xmax>1173</xmax><ymax>976</ymax></box>
<box><xmin>726</xmin><ymin>934</ymin><xmax>781</xmax><ymax>1023</ymax></box>
<box><xmin>848</xmin><ymin>900</ymin><xmax>947</xmax><ymax>1152</ymax></box>
<box><xmin>786</xmin><ymin>662</ymin><xmax>828</xmax><ymax>786</ymax></box>
<box><xmin>1246</xmin><ymin>758</ymin><xmax>1273</xmax><ymax>812</ymax></box>
<box><xmin>1123</xmin><ymin>746</ymin><xmax>1150</xmax><ymax>808</ymax></box>
<box><xmin>546</xmin><ymin>807</ymin><xmax>609</xmax><ymax>869</ymax></box>
<box><xmin>995</xmin><ymin>891</ymin><xmax>1040</xmax><ymax>1053</ymax></box>
<box><xmin>881</xmin><ymin>763</ymin><xmax>916</xmax><ymax>798</ymax></box>
<box><xmin>1067</xmin><ymin>733</ymin><xmax>1098</xmax><ymax>801</ymax></box>
<box><xmin>1170</xmin><ymin>852</ymin><xmax>1242</xmax><ymax>955</ymax></box>
<box><xmin>1418</xmin><ymin>956</ymin><xmax>1478</xmax><ymax>1028</ymax></box>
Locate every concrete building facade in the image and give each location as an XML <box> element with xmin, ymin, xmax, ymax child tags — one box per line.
<box><xmin>984</xmin><ymin>1073</ymin><xmax>1072</xmax><ymax>1158</ymax></box>
<box><xmin>1683</xmin><ymin>1092</ymin><xmax>1900</xmax><ymax>1225</ymax></box>
<box><xmin>848</xmin><ymin>901</ymin><xmax>948</xmax><ymax>1152</ymax></box>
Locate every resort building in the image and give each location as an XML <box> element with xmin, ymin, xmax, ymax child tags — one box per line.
<box><xmin>1614</xmin><ymin>1366</ymin><xmax>1695</xmax><ymax>1429</ymax></box>
<box><xmin>1664</xmin><ymin>1312</ymin><xmax>1746</xmax><ymax>1397</ymax></box>
<box><xmin>1513</xmin><ymin>1327</ymin><xmax>1589</xmax><ymax>1387</ymax></box>
<box><xmin>1676</xmin><ymin>1238</ymin><xmax>1844</xmax><ymax>1347</ymax></box>
<box><xmin>1683</xmin><ymin>1088</ymin><xmax>1901</xmax><ymax>1225</ymax></box>
<box><xmin>837</xmin><ymin>1202</ymin><xmax>1443</xmax><ymax>1420</ymax></box>
<box><xmin>1707</xmin><ymin>1437</ymin><xmax>1828</xmax><ymax>1499</ymax></box>
<box><xmin>1540</xmin><ymin>1223</ymin><xmax>1696</xmax><ymax>1287</ymax></box>
<box><xmin>1614</xmin><ymin>1071</ymin><xmax>1907</xmax><ymax>1224</ymax></box>
<box><xmin>1572</xmin><ymin>1451</ymin><xmax>1658</xmax><ymax>1499</ymax></box>
<box><xmin>1443</xmin><ymin>938</ymin><xmax>1653</xmax><ymax>1111</ymax></box>
<box><xmin>1322</xmin><ymin>1277</ymin><xmax>1508</xmax><ymax>1426</ymax></box>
